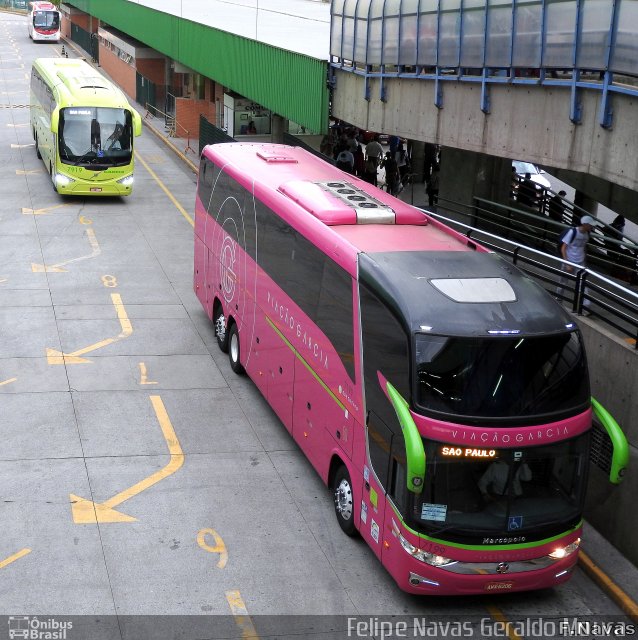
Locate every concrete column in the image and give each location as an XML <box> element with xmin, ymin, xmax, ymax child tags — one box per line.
<box><xmin>409</xmin><ymin>140</ymin><xmax>426</xmax><ymax>184</ymax></box>
<box><xmin>271</xmin><ymin>115</ymin><xmax>287</xmax><ymax>144</ymax></box>
<box><xmin>574</xmin><ymin>190</ymin><xmax>599</xmax><ymax>217</ymax></box>
<box><xmin>437</xmin><ymin>147</ymin><xmax>512</xmax><ymax>221</ymax></box>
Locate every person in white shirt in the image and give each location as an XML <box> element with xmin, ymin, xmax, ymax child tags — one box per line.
<box><xmin>557</xmin><ymin>214</ymin><xmax>600</xmax><ymax>310</ymax></box>
<box><xmin>478</xmin><ymin>460</ymin><xmax>532</xmax><ymax>500</ymax></box>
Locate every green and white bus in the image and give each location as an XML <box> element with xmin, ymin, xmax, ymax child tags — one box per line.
<box><xmin>30</xmin><ymin>57</ymin><xmax>142</xmax><ymax>196</ymax></box>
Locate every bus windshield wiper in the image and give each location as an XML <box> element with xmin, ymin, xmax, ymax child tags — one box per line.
<box><xmin>71</xmin><ymin>148</ymin><xmax>97</xmax><ymax>166</ymax></box>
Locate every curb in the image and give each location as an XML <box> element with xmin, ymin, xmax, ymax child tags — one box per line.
<box><xmin>579</xmin><ymin>550</ymin><xmax>638</xmax><ymax>623</ymax></box>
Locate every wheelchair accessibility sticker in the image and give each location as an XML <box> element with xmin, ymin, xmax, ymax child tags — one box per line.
<box><xmin>508</xmin><ymin>515</ymin><xmax>523</xmax><ymax>530</ymax></box>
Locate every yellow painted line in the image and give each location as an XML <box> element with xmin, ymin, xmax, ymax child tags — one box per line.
<box><xmin>46</xmin><ymin>293</ymin><xmax>132</xmax><ymax>364</ymax></box>
<box><xmin>0</xmin><ymin>548</ymin><xmax>31</xmax><ymax>570</ymax></box>
<box><xmin>485</xmin><ymin>605</ymin><xmax>524</xmax><ymax>640</ymax></box>
<box><xmin>197</xmin><ymin>528</ymin><xmax>228</xmax><ymax>569</ymax></box>
<box><xmin>16</xmin><ymin>168</ymin><xmax>42</xmax><ymax>174</ymax></box>
<box><xmin>0</xmin><ymin>377</ymin><xmax>17</xmax><ymax>387</ymax></box>
<box><xmin>32</xmin><ymin>228</ymin><xmax>101</xmax><ymax>273</ymax></box>
<box><xmin>135</xmin><ymin>150</ymin><xmax>194</xmax><ymax>227</ymax></box>
<box><xmin>225</xmin><ymin>591</ymin><xmax>260</xmax><ymax>639</ymax></box>
<box><xmin>22</xmin><ymin>204</ymin><xmax>72</xmax><ymax>215</ymax></box>
<box><xmin>70</xmin><ymin>395</ymin><xmax>184</xmax><ymax>523</ymax></box>
<box><xmin>625</xmin><ymin>338</ymin><xmax>636</xmax><ymax>346</ymax></box>
<box><xmin>579</xmin><ymin>550</ymin><xmax>638</xmax><ymax>624</ymax></box>
<box><xmin>139</xmin><ymin>362</ymin><xmax>158</xmax><ymax>385</ymax></box>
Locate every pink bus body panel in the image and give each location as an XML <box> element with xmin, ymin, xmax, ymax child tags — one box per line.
<box><xmin>194</xmin><ymin>143</ymin><xmax>585</xmax><ymax>595</ymax></box>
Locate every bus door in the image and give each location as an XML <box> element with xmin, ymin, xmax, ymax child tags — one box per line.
<box><xmin>361</xmin><ymin>412</ymin><xmax>391</xmax><ymax>559</ymax></box>
<box><xmin>359</xmin><ymin>277</ymin><xmax>413</xmax><ymax>558</ymax></box>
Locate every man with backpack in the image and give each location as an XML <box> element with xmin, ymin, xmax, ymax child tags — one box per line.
<box><xmin>556</xmin><ymin>215</ymin><xmax>600</xmax><ymax>311</ymax></box>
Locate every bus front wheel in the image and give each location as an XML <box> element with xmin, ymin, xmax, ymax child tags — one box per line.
<box><xmin>333</xmin><ymin>465</ymin><xmax>357</xmax><ymax>536</ymax></box>
<box><xmin>228</xmin><ymin>323</ymin><xmax>244</xmax><ymax>375</ymax></box>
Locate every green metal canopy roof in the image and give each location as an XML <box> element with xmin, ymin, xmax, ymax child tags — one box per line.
<box><xmin>65</xmin><ymin>0</ymin><xmax>329</xmax><ymax>134</ymax></box>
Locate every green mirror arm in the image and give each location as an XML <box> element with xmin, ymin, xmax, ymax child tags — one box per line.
<box><xmin>384</xmin><ymin>379</ymin><xmax>426</xmax><ymax>494</ymax></box>
<box><xmin>591</xmin><ymin>396</ymin><xmax>629</xmax><ymax>484</ymax></box>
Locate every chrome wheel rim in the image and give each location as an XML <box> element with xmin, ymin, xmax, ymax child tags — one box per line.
<box><xmin>230</xmin><ymin>331</ymin><xmax>239</xmax><ymax>364</ymax></box>
<box><xmin>335</xmin><ymin>478</ymin><xmax>353</xmax><ymax>521</ymax></box>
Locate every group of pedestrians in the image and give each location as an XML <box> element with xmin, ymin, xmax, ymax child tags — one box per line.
<box><xmin>320</xmin><ymin>124</ymin><xmax>412</xmax><ymax>196</ymax></box>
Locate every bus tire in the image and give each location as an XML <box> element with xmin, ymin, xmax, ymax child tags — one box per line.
<box><xmin>35</xmin><ymin>136</ymin><xmax>41</xmax><ymax>159</ymax></box>
<box><xmin>213</xmin><ymin>302</ymin><xmax>229</xmax><ymax>353</ymax></box>
<box><xmin>333</xmin><ymin>465</ymin><xmax>357</xmax><ymax>536</ymax></box>
<box><xmin>228</xmin><ymin>322</ymin><xmax>244</xmax><ymax>375</ymax></box>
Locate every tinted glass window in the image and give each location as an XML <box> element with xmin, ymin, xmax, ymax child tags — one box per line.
<box><xmin>202</xmin><ymin>168</ymin><xmax>354</xmax><ymax>380</ymax></box>
<box><xmin>197</xmin><ymin>156</ymin><xmax>217</xmax><ymax>211</ymax></box>
<box><xmin>415</xmin><ymin>331</ymin><xmax>589</xmax><ymax>421</ymax></box>
<box><xmin>59</xmin><ymin>107</ymin><xmax>133</xmax><ymax>168</ymax></box>
<box><xmin>367</xmin><ymin>412</ymin><xmax>393</xmax><ymax>488</ymax></box>
<box><xmin>207</xmin><ymin>167</ymin><xmax>253</xmax><ymax>258</ymax></box>
<box><xmin>402</xmin><ymin>434</ymin><xmax>589</xmax><ymax>542</ymax></box>
<box><xmin>360</xmin><ymin>283</ymin><xmax>410</xmax><ymax>402</ymax></box>
<box><xmin>257</xmin><ymin>197</ymin><xmax>355</xmax><ymax>381</ymax></box>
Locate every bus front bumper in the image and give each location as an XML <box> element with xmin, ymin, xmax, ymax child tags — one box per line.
<box><xmin>55</xmin><ymin>175</ymin><xmax>134</xmax><ymax>197</ymax></box>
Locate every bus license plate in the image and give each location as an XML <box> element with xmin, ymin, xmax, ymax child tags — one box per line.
<box><xmin>484</xmin><ymin>581</ymin><xmax>514</xmax><ymax>591</ymax></box>
<box><xmin>90</xmin><ymin>187</ymin><xmax>102</xmax><ymax>192</ymax></box>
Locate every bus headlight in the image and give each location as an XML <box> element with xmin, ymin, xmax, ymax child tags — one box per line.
<box><xmin>548</xmin><ymin>538</ymin><xmax>580</xmax><ymax>560</ymax></box>
<box><xmin>392</xmin><ymin>520</ymin><xmax>456</xmax><ymax>567</ymax></box>
<box><xmin>55</xmin><ymin>174</ymin><xmax>75</xmax><ymax>186</ymax></box>
<box><xmin>117</xmin><ymin>176</ymin><xmax>134</xmax><ymax>186</ymax></box>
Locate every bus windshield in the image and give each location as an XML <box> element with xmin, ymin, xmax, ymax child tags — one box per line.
<box><xmin>34</xmin><ymin>11</ymin><xmax>59</xmax><ymax>29</ymax></box>
<box><xmin>415</xmin><ymin>331</ymin><xmax>589</xmax><ymax>421</ymax></box>
<box><xmin>58</xmin><ymin>107</ymin><xmax>132</xmax><ymax>167</ymax></box>
<box><xmin>406</xmin><ymin>434</ymin><xmax>589</xmax><ymax>540</ymax></box>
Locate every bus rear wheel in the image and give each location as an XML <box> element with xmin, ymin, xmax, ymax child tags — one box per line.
<box><xmin>213</xmin><ymin>303</ymin><xmax>229</xmax><ymax>353</ymax></box>
<box><xmin>35</xmin><ymin>135</ymin><xmax>41</xmax><ymax>159</ymax></box>
<box><xmin>228</xmin><ymin>323</ymin><xmax>244</xmax><ymax>375</ymax></box>
<box><xmin>333</xmin><ymin>465</ymin><xmax>357</xmax><ymax>536</ymax></box>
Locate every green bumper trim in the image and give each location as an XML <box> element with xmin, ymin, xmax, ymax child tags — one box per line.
<box><xmin>386</xmin><ymin>382</ymin><xmax>425</xmax><ymax>494</ymax></box>
<box><xmin>591</xmin><ymin>396</ymin><xmax>629</xmax><ymax>484</ymax></box>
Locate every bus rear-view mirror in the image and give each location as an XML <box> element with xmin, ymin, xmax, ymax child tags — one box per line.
<box><xmin>50</xmin><ymin>109</ymin><xmax>59</xmax><ymax>134</ymax></box>
<box><xmin>132</xmin><ymin>109</ymin><xmax>142</xmax><ymax>137</ymax></box>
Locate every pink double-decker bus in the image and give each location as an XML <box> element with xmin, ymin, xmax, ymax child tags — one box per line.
<box><xmin>194</xmin><ymin>143</ymin><xmax>626</xmax><ymax>595</ymax></box>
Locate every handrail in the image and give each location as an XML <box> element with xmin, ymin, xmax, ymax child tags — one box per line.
<box><xmin>144</xmin><ymin>102</ymin><xmax>194</xmax><ymax>155</ymax></box>
<box><xmin>470</xmin><ymin>196</ymin><xmax>638</xmax><ymax>286</ymax></box>
<box><xmin>423</xmin><ymin>205</ymin><xmax>638</xmax><ymax>348</ymax></box>
<box><xmin>330</xmin><ymin>0</ymin><xmax>638</xmax><ymax>124</ymax></box>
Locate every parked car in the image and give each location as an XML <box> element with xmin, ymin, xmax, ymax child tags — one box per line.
<box><xmin>512</xmin><ymin>160</ymin><xmax>551</xmax><ymax>190</ymax></box>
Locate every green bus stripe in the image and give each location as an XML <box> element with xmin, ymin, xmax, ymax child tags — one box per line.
<box><xmin>265</xmin><ymin>316</ymin><xmax>346</xmax><ymax>412</ymax></box>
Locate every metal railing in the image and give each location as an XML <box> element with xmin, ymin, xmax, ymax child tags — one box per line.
<box><xmin>471</xmin><ymin>193</ymin><xmax>638</xmax><ymax>287</ymax></box>
<box><xmin>427</xmin><ymin>205</ymin><xmax>638</xmax><ymax>348</ymax></box>
<box><xmin>330</xmin><ymin>0</ymin><xmax>638</xmax><ymax>126</ymax></box>
<box><xmin>144</xmin><ymin>102</ymin><xmax>194</xmax><ymax>155</ymax></box>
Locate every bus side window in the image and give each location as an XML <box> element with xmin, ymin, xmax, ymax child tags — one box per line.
<box><xmin>366</xmin><ymin>411</ymin><xmax>394</xmax><ymax>490</ymax></box>
<box><xmin>198</xmin><ymin>157</ymin><xmax>215</xmax><ymax>210</ymax></box>
<box><xmin>316</xmin><ymin>258</ymin><xmax>355</xmax><ymax>382</ymax></box>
